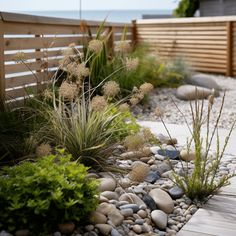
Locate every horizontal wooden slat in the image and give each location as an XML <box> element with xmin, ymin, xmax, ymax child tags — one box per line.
<box><xmin>2</xmin><ymin>22</ymin><xmax>131</xmax><ymax>35</ymax></box>
<box><xmin>6</xmin><ymin>85</ymin><xmax>38</xmax><ymax>99</ymax></box>
<box><xmin>154</xmin><ymin>47</ymin><xmax>226</xmax><ymax>55</ymax></box>
<box><xmin>5</xmin><ymin>58</ymin><xmax>59</xmax><ymax>74</ymax></box>
<box><xmin>6</xmin><ymin>71</ymin><xmax>55</xmax><ymax>88</ymax></box>
<box><xmin>137</xmin><ymin>30</ymin><xmax>226</xmax><ymax>35</ymax></box>
<box><xmin>4</xmin><ymin>36</ymin><xmax>86</xmax><ymax>50</ymax></box>
<box><xmin>137</xmin><ymin>26</ymin><xmax>226</xmax><ymax>32</ymax></box>
<box><xmin>160</xmin><ymin>55</ymin><xmax>226</xmax><ymax>67</ymax></box>
<box><xmin>138</xmin><ymin>34</ymin><xmax>226</xmax><ymax>40</ymax></box>
<box><xmin>5</xmin><ymin>50</ymin><xmax>63</xmax><ymax>61</ymax></box>
<box><xmin>192</xmin><ymin>66</ymin><xmax>226</xmax><ymax>73</ymax></box>
<box><xmin>147</xmin><ymin>43</ymin><xmax>227</xmax><ymax>50</ymax></box>
<box><xmin>157</xmin><ymin>51</ymin><xmax>226</xmax><ymax>59</ymax></box>
<box><xmin>4</xmin><ymin>48</ymin><xmax>84</xmax><ymax>61</ymax></box>
<box><xmin>138</xmin><ymin>39</ymin><xmax>227</xmax><ymax>45</ymax></box>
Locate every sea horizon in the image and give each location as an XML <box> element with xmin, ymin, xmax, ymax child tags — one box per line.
<box><xmin>12</xmin><ymin>9</ymin><xmax>173</xmax><ymax>23</ymax></box>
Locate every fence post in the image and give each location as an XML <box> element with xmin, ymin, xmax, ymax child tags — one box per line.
<box><xmin>132</xmin><ymin>20</ymin><xmax>138</xmax><ymax>47</ymax></box>
<box><xmin>226</xmin><ymin>21</ymin><xmax>233</xmax><ymax>77</ymax></box>
<box><xmin>0</xmin><ymin>21</ymin><xmax>5</xmax><ymax>108</ymax></box>
<box><xmin>35</xmin><ymin>34</ymin><xmax>42</xmax><ymax>94</ymax></box>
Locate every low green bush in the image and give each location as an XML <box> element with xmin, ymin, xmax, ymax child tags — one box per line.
<box><xmin>0</xmin><ymin>151</ymin><xmax>99</xmax><ymax>235</ymax></box>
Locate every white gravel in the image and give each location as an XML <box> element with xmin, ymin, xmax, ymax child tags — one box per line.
<box><xmin>134</xmin><ymin>74</ymin><xmax>236</xmax><ymax>130</ymax></box>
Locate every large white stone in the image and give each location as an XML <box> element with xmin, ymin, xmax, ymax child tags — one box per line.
<box><xmin>151</xmin><ymin>210</ymin><xmax>167</xmax><ymax>230</ymax></box>
<box><xmin>149</xmin><ymin>189</ymin><xmax>174</xmax><ymax>214</ymax></box>
<box><xmin>99</xmin><ymin>178</ymin><xmax>116</xmax><ymax>192</ymax></box>
<box><xmin>176</xmin><ymin>85</ymin><xmax>214</xmax><ymax>101</ymax></box>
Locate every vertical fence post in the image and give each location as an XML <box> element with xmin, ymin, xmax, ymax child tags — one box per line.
<box><xmin>0</xmin><ymin>20</ymin><xmax>5</xmax><ymax>108</ymax></box>
<box><xmin>35</xmin><ymin>34</ymin><xmax>41</xmax><ymax>94</ymax></box>
<box><xmin>132</xmin><ymin>20</ymin><xmax>138</xmax><ymax>47</ymax></box>
<box><xmin>226</xmin><ymin>21</ymin><xmax>233</xmax><ymax>77</ymax></box>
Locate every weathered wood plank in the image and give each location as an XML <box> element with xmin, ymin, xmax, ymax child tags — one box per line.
<box><xmin>4</xmin><ymin>36</ymin><xmax>85</xmax><ymax>50</ymax></box>
<box><xmin>5</xmin><ymin>59</ymin><xmax>59</xmax><ymax>74</ymax></box>
<box><xmin>177</xmin><ymin>229</ymin><xmax>215</xmax><ymax>236</ymax></box>
<box><xmin>138</xmin><ymin>35</ymin><xmax>227</xmax><ymax>40</ymax></box>
<box><xmin>6</xmin><ymin>72</ymin><xmax>54</xmax><ymax>89</ymax></box>
<box><xmin>182</xmin><ymin>209</ymin><xmax>236</xmax><ymax>236</ymax></box>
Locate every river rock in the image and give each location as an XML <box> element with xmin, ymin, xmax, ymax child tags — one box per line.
<box><xmin>149</xmin><ymin>189</ymin><xmax>174</xmax><ymax>214</ymax></box>
<box><xmin>157</xmin><ymin>149</ymin><xmax>180</xmax><ymax>160</ymax></box>
<box><xmin>95</xmin><ymin>224</ymin><xmax>112</xmax><ymax>236</ymax></box>
<box><xmin>145</xmin><ymin>170</ymin><xmax>161</xmax><ymax>184</ymax></box>
<box><xmin>168</xmin><ymin>186</ymin><xmax>184</xmax><ymax>200</ymax></box>
<box><xmin>176</xmin><ymin>85</ymin><xmax>215</xmax><ymax>101</ymax></box>
<box><xmin>151</xmin><ymin>210</ymin><xmax>167</xmax><ymax>230</ymax></box>
<box><xmin>120</xmin><ymin>208</ymin><xmax>134</xmax><ymax>217</ymax></box>
<box><xmin>101</xmin><ymin>191</ymin><xmax>119</xmax><ymax>200</ymax></box>
<box><xmin>90</xmin><ymin>211</ymin><xmax>107</xmax><ymax>224</ymax></box>
<box><xmin>96</xmin><ymin>202</ymin><xmax>116</xmax><ymax>215</ymax></box>
<box><xmin>142</xmin><ymin>194</ymin><xmax>157</xmax><ymax>211</ymax></box>
<box><xmin>96</xmin><ymin>203</ymin><xmax>123</xmax><ymax>226</ymax></box>
<box><xmin>157</xmin><ymin>162</ymin><xmax>172</xmax><ymax>174</ymax></box>
<box><xmin>111</xmin><ymin>228</ymin><xmax>120</xmax><ymax>236</ymax></box>
<box><xmin>119</xmin><ymin>204</ymin><xmax>139</xmax><ymax>213</ymax></box>
<box><xmin>119</xmin><ymin>193</ymin><xmax>146</xmax><ymax>207</ymax></box>
<box><xmin>99</xmin><ymin>178</ymin><xmax>116</xmax><ymax>192</ymax></box>
<box><xmin>107</xmin><ymin>210</ymin><xmax>124</xmax><ymax>226</ymax></box>
<box><xmin>133</xmin><ymin>225</ymin><xmax>142</xmax><ymax>234</ymax></box>
<box><xmin>186</xmin><ymin>74</ymin><xmax>220</xmax><ymax>94</ymax></box>
<box><xmin>180</xmin><ymin>149</ymin><xmax>196</xmax><ymax>162</ymax></box>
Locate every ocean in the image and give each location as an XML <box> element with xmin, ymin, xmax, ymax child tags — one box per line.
<box><xmin>20</xmin><ymin>10</ymin><xmax>173</xmax><ymax>23</ymax></box>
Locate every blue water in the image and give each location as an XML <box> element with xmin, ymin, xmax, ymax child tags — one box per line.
<box><xmin>20</xmin><ymin>10</ymin><xmax>173</xmax><ymax>23</ymax></box>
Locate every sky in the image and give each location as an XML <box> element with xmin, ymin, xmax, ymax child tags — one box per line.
<box><xmin>0</xmin><ymin>0</ymin><xmax>179</xmax><ymax>11</ymax></box>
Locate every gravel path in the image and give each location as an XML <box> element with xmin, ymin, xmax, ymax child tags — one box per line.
<box><xmin>134</xmin><ymin>74</ymin><xmax>236</xmax><ymax>130</ymax></box>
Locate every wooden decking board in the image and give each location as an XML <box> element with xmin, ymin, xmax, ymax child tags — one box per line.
<box><xmin>203</xmin><ymin>195</ymin><xmax>236</xmax><ymax>214</ymax></box>
<box><xmin>177</xmin><ymin>177</ymin><xmax>236</xmax><ymax>235</ymax></box>
<box><xmin>177</xmin><ymin>229</ymin><xmax>216</xmax><ymax>236</ymax></box>
<box><xmin>182</xmin><ymin>209</ymin><xmax>236</xmax><ymax>235</ymax></box>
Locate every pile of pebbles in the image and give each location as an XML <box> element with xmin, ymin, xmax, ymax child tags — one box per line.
<box><xmin>1</xmin><ymin>134</ymin><xmax>236</xmax><ymax>236</ymax></box>
<box><xmin>133</xmin><ymin>74</ymin><xmax>236</xmax><ymax>130</ymax></box>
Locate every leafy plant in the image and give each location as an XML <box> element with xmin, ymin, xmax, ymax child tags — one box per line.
<box><xmin>170</xmin><ymin>93</ymin><xmax>235</xmax><ymax>201</ymax></box>
<box><xmin>174</xmin><ymin>0</ymin><xmax>199</xmax><ymax>17</ymax></box>
<box><xmin>0</xmin><ymin>151</ymin><xmax>99</xmax><ymax>234</ymax></box>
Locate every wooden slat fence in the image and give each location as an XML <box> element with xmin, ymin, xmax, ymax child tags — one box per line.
<box><xmin>136</xmin><ymin>16</ymin><xmax>236</xmax><ymax>77</ymax></box>
<box><xmin>0</xmin><ymin>12</ymin><xmax>133</xmax><ymax>103</ymax></box>
<box><xmin>1</xmin><ymin>13</ymin><xmax>236</xmax><ymax>105</ymax></box>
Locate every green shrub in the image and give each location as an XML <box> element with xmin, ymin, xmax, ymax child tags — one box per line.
<box><xmin>0</xmin><ymin>151</ymin><xmax>99</xmax><ymax>234</ymax></box>
<box><xmin>174</xmin><ymin>0</ymin><xmax>199</xmax><ymax>17</ymax></box>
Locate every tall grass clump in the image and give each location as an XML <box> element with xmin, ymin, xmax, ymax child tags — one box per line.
<box><xmin>35</xmin><ymin>40</ymin><xmax>152</xmax><ymax>170</ymax></box>
<box><xmin>171</xmin><ymin>92</ymin><xmax>235</xmax><ymax>202</ymax></box>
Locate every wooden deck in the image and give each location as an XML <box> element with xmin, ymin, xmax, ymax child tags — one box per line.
<box><xmin>177</xmin><ymin>176</ymin><xmax>236</xmax><ymax>236</ymax></box>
